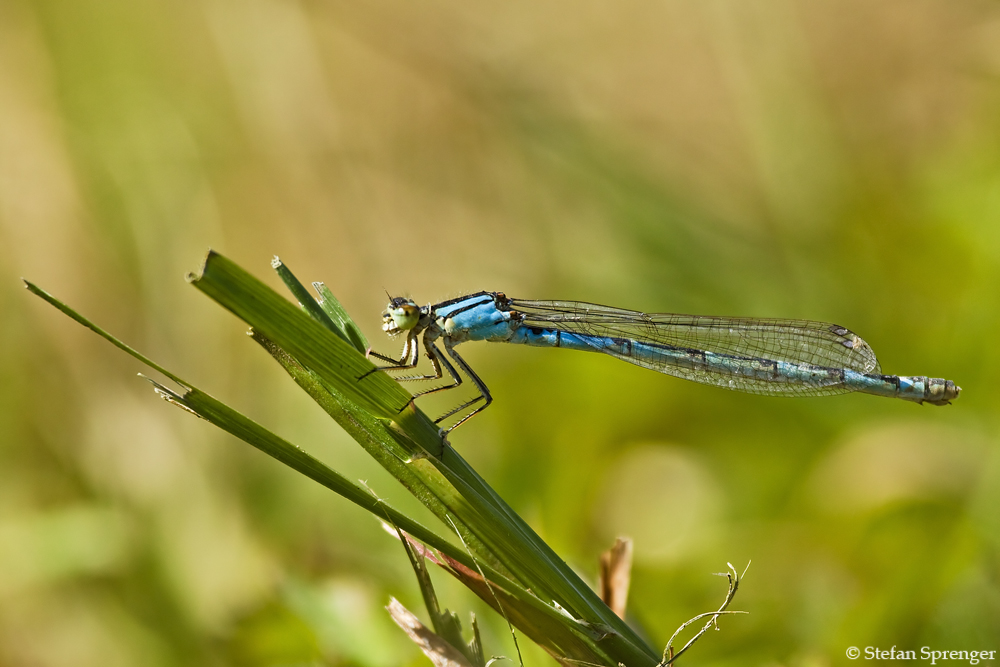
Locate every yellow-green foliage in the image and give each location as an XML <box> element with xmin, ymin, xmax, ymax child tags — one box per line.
<box><xmin>3</xmin><ymin>1</ymin><xmax>999</xmax><ymax>665</ymax></box>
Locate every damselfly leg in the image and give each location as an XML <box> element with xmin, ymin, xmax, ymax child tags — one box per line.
<box><xmin>359</xmin><ymin>331</ymin><xmax>419</xmax><ymax>381</ymax></box>
<box><xmin>368</xmin><ymin>330</ymin><xmax>490</xmax><ymax>430</ymax></box>
<box><xmin>432</xmin><ymin>341</ymin><xmax>492</xmax><ymax>431</ymax></box>
<box><xmin>395</xmin><ymin>336</ymin><xmax>490</xmax><ymax>431</ymax></box>
<box><xmin>366</xmin><ymin>330</ymin><xmax>418</xmax><ymax>368</ymax></box>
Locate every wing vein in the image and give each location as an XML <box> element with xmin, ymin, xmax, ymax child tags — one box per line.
<box><xmin>510</xmin><ymin>299</ymin><xmax>881</xmax><ymax>397</ymax></box>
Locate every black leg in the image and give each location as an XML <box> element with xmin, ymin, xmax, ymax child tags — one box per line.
<box><xmin>436</xmin><ymin>342</ymin><xmax>493</xmax><ymax>432</ymax></box>
<box><xmin>369</xmin><ymin>331</ymin><xmax>491</xmax><ymax>432</ymax></box>
<box><xmin>397</xmin><ymin>335</ymin><xmax>463</xmax><ymax>395</ymax></box>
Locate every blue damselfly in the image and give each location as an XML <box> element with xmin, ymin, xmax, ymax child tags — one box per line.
<box><xmin>368</xmin><ymin>292</ymin><xmax>960</xmax><ymax>431</ymax></box>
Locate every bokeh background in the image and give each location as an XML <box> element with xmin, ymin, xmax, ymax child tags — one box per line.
<box><xmin>3</xmin><ymin>0</ymin><xmax>1000</xmax><ymax>665</ymax></box>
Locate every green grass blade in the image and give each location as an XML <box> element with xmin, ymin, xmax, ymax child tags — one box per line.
<box><xmin>249</xmin><ymin>331</ymin><xmax>506</xmax><ymax>575</ymax></box>
<box><xmin>250</xmin><ymin>335</ymin><xmax>648</xmax><ymax>666</ymax></box>
<box><xmin>26</xmin><ymin>255</ymin><xmax>662</xmax><ymax>667</ymax></box>
<box><xmin>22</xmin><ymin>280</ymin><xmax>189</xmax><ymax>389</ymax></box>
<box><xmin>24</xmin><ymin>282</ymin><xmax>633</xmax><ymax>666</ymax></box>
<box><xmin>393</xmin><ymin>524</ymin><xmax>475</xmax><ymax>664</ymax></box>
<box><xmin>405</xmin><ymin>537</ymin><xmax>620</xmax><ymax>666</ymax></box>
<box><xmin>187</xmin><ymin>251</ymin><xmax>443</xmax><ymax>455</ymax></box>
<box><xmin>271</xmin><ymin>257</ymin><xmax>349</xmax><ymax>345</ymax></box>
<box><xmin>21</xmin><ymin>279</ymin><xmax>462</xmax><ymax>567</ymax></box>
<box><xmin>187</xmin><ymin>251</ymin><xmax>659</xmax><ymax>666</ymax></box>
<box><xmin>156</xmin><ymin>381</ymin><xmax>470</xmax><ymax>566</ymax></box>
<box><xmin>313</xmin><ymin>281</ymin><xmax>368</xmax><ymax>353</ymax></box>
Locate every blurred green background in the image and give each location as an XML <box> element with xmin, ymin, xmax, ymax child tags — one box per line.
<box><xmin>3</xmin><ymin>0</ymin><xmax>1000</xmax><ymax>665</ymax></box>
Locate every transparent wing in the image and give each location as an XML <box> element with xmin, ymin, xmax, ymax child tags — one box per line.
<box><xmin>510</xmin><ymin>299</ymin><xmax>881</xmax><ymax>397</ymax></box>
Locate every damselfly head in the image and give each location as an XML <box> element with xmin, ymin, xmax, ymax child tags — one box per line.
<box><xmin>382</xmin><ymin>297</ymin><xmax>420</xmax><ymax>334</ymax></box>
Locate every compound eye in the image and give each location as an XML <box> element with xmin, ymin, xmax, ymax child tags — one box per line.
<box><xmin>391</xmin><ymin>304</ymin><xmax>419</xmax><ymax>331</ymax></box>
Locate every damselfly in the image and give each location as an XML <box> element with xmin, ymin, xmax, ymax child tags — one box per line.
<box><xmin>368</xmin><ymin>292</ymin><xmax>960</xmax><ymax>431</ymax></box>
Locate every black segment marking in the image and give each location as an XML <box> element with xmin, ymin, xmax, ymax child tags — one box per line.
<box><xmin>881</xmin><ymin>375</ymin><xmax>901</xmax><ymax>393</ymax></box>
<box><xmin>432</xmin><ymin>291</ymin><xmax>493</xmax><ymax>309</ymax></box>
<box><xmin>442</xmin><ymin>298</ymin><xmax>493</xmax><ymax>319</ymax></box>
